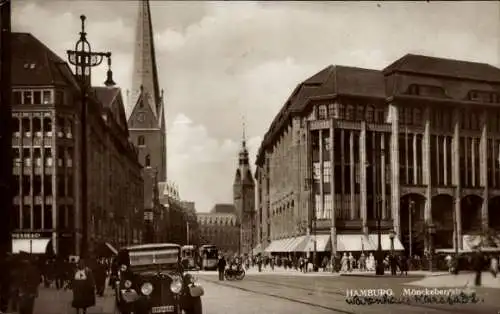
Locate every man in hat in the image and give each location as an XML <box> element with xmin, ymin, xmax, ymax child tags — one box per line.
<box><xmin>14</xmin><ymin>252</ymin><xmax>40</xmax><ymax>314</ymax></box>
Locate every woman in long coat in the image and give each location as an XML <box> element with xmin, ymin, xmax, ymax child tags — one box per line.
<box><xmin>72</xmin><ymin>259</ymin><xmax>96</xmax><ymax>314</ymax></box>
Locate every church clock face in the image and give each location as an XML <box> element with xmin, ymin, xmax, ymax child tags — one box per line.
<box><xmin>137</xmin><ymin>112</ymin><xmax>145</xmax><ymax>123</ymax></box>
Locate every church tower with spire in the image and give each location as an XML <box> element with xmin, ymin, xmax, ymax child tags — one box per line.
<box><xmin>233</xmin><ymin>122</ymin><xmax>256</xmax><ymax>255</ymax></box>
<box><xmin>127</xmin><ymin>0</ymin><xmax>167</xmax><ymax>182</ymax></box>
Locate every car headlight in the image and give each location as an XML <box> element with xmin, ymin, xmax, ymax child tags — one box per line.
<box><xmin>140</xmin><ymin>282</ymin><xmax>153</xmax><ymax>296</ymax></box>
<box><xmin>124</xmin><ymin>280</ymin><xmax>132</xmax><ymax>289</ymax></box>
<box><xmin>170</xmin><ymin>276</ymin><xmax>183</xmax><ymax>294</ymax></box>
<box><xmin>120</xmin><ymin>265</ymin><xmax>128</xmax><ymax>272</ymax></box>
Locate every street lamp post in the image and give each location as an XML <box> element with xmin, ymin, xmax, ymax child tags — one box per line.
<box><xmin>375</xmin><ymin>148</ymin><xmax>386</xmax><ymax>276</ymax></box>
<box><xmin>409</xmin><ymin>199</ymin><xmax>415</xmax><ymax>260</ymax></box>
<box><xmin>389</xmin><ymin>230</ymin><xmax>396</xmax><ymax>256</ymax></box>
<box><xmin>428</xmin><ymin>223</ymin><xmax>436</xmax><ymax>272</ymax></box>
<box><xmin>67</xmin><ymin>15</ymin><xmax>112</xmax><ymax>258</ymax></box>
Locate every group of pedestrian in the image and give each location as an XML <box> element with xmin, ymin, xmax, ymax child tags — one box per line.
<box><xmin>0</xmin><ymin>253</ymin><xmax>112</xmax><ymax>314</ymax></box>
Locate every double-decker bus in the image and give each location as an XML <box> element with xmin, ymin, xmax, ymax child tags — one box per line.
<box><xmin>198</xmin><ymin>244</ymin><xmax>218</xmax><ymax>270</ymax></box>
<box><xmin>181</xmin><ymin>245</ymin><xmax>198</xmax><ymax>270</ymax></box>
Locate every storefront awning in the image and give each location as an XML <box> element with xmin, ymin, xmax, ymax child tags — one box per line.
<box><xmin>265</xmin><ymin>238</ymin><xmax>294</xmax><ymax>252</ymax></box>
<box><xmin>337</xmin><ymin>234</ymin><xmax>365</xmax><ymax>251</ymax></box>
<box><xmin>296</xmin><ymin>235</ymin><xmax>331</xmax><ymax>252</ymax></box>
<box><xmin>105</xmin><ymin>242</ymin><xmax>118</xmax><ymax>255</ymax></box>
<box><xmin>284</xmin><ymin>236</ymin><xmax>307</xmax><ymax>252</ymax></box>
<box><xmin>368</xmin><ymin>234</ymin><xmax>404</xmax><ymax>251</ymax></box>
<box><xmin>12</xmin><ymin>238</ymin><xmax>51</xmax><ymax>254</ymax></box>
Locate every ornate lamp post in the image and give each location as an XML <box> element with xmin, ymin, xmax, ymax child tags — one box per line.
<box><xmin>427</xmin><ymin>223</ymin><xmax>436</xmax><ymax>272</ymax></box>
<box><xmin>389</xmin><ymin>229</ymin><xmax>396</xmax><ymax>256</ymax></box>
<box><xmin>67</xmin><ymin>15</ymin><xmax>112</xmax><ymax>258</ymax></box>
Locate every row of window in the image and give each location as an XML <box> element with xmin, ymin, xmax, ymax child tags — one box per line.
<box><xmin>12</xmin><ymin>89</ymin><xmax>66</xmax><ymax>106</ymax></box>
<box><xmin>12</xmin><ymin>117</ymin><xmax>73</xmax><ymax>137</ymax></box>
<box><xmin>13</xmin><ymin>174</ymin><xmax>74</xmax><ymax>197</ymax></box>
<box><xmin>312</xmin><ymin>100</ymin><xmax>500</xmax><ymax>132</ymax></box>
<box><xmin>13</xmin><ymin>147</ymin><xmax>74</xmax><ymax>167</ymax></box>
<box><xmin>11</xmin><ymin>204</ymin><xmax>74</xmax><ymax>230</ymax></box>
<box><xmin>405</xmin><ymin>85</ymin><xmax>500</xmax><ymax>105</ymax></box>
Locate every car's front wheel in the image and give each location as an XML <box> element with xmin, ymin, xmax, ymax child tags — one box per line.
<box><xmin>183</xmin><ymin>297</ymin><xmax>202</xmax><ymax>314</ymax></box>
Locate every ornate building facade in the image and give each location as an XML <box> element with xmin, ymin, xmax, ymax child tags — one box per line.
<box><xmin>233</xmin><ymin>133</ymin><xmax>256</xmax><ymax>255</ymax></box>
<box><xmin>126</xmin><ymin>0</ymin><xmax>167</xmax><ymax>243</ymax></box>
<box><xmin>255</xmin><ymin>54</ymin><xmax>500</xmax><ymax>257</ymax></box>
<box><xmin>197</xmin><ymin>204</ymin><xmax>239</xmax><ymax>255</ymax></box>
<box><xmin>10</xmin><ymin>32</ymin><xmax>143</xmax><ymax>257</ymax></box>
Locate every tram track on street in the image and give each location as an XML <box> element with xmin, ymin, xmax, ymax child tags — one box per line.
<box><xmin>242</xmin><ymin>277</ymin><xmax>489</xmax><ymax>314</ymax></box>
<box><xmin>201</xmin><ymin>276</ymin><xmax>355</xmax><ymax>314</ymax></box>
<box><xmin>200</xmin><ymin>275</ymin><xmax>491</xmax><ymax>314</ymax></box>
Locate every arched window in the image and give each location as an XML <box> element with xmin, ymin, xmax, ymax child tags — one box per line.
<box><xmin>145</xmin><ymin>154</ymin><xmax>150</xmax><ymax>167</ymax></box>
<box><xmin>137</xmin><ymin>136</ymin><xmax>145</xmax><ymax>146</ymax></box>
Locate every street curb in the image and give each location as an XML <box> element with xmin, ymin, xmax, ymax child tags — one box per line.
<box><xmin>339</xmin><ymin>274</ymin><xmax>425</xmax><ymax>278</ymax></box>
<box><xmin>339</xmin><ymin>272</ymin><xmax>451</xmax><ymax>278</ymax></box>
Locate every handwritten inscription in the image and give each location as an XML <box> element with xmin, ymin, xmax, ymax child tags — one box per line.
<box><xmin>345</xmin><ymin>292</ymin><xmax>483</xmax><ymax>305</ymax></box>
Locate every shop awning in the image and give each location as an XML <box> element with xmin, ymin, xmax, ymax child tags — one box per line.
<box><xmin>265</xmin><ymin>238</ymin><xmax>295</xmax><ymax>252</ymax></box>
<box><xmin>264</xmin><ymin>239</ymin><xmax>283</xmax><ymax>252</ymax></box>
<box><xmin>284</xmin><ymin>236</ymin><xmax>307</xmax><ymax>252</ymax></box>
<box><xmin>12</xmin><ymin>238</ymin><xmax>51</xmax><ymax>254</ymax></box>
<box><xmin>337</xmin><ymin>234</ymin><xmax>365</xmax><ymax>251</ymax></box>
<box><xmin>297</xmin><ymin>235</ymin><xmax>331</xmax><ymax>252</ymax></box>
<box><xmin>368</xmin><ymin>234</ymin><xmax>404</xmax><ymax>251</ymax></box>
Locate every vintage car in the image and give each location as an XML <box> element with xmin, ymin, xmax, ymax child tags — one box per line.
<box><xmin>114</xmin><ymin>243</ymin><xmax>204</xmax><ymax>314</ymax></box>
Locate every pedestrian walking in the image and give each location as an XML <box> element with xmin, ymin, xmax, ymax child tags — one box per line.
<box><xmin>92</xmin><ymin>258</ymin><xmax>106</xmax><ymax>297</ymax></box>
<box><xmin>490</xmin><ymin>255</ymin><xmax>498</xmax><ymax>278</ymax></box>
<box><xmin>15</xmin><ymin>253</ymin><xmax>40</xmax><ymax>314</ymax></box>
<box><xmin>71</xmin><ymin>259</ymin><xmax>96</xmax><ymax>314</ymax></box>
<box><xmin>472</xmin><ymin>248</ymin><xmax>484</xmax><ymax>286</ymax></box>
<box><xmin>217</xmin><ymin>255</ymin><xmax>226</xmax><ymax>281</ymax></box>
<box><xmin>400</xmin><ymin>255</ymin><xmax>408</xmax><ymax>276</ymax></box>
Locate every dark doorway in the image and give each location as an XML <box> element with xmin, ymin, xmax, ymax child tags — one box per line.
<box><xmin>460</xmin><ymin>195</ymin><xmax>483</xmax><ymax>234</ymax></box>
<box><xmin>488</xmin><ymin>197</ymin><xmax>500</xmax><ymax>232</ymax></box>
<box><xmin>431</xmin><ymin>194</ymin><xmax>454</xmax><ymax>249</ymax></box>
<box><xmin>400</xmin><ymin>194</ymin><xmax>426</xmax><ymax>257</ymax></box>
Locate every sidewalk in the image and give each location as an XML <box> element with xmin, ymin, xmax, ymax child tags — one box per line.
<box><xmin>191</xmin><ymin>266</ymin><xmax>451</xmax><ymax>278</ymax></box>
<box><xmin>33</xmin><ymin>285</ymin><xmax>115</xmax><ymax>314</ymax></box>
<box><xmin>339</xmin><ymin>270</ymin><xmax>449</xmax><ymax>278</ymax></box>
<box><xmin>407</xmin><ymin>271</ymin><xmax>500</xmax><ymax>289</ymax></box>
<box><xmin>191</xmin><ymin>267</ymin><xmax>341</xmax><ymax>277</ymax></box>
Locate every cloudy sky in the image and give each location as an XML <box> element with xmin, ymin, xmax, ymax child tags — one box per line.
<box><xmin>12</xmin><ymin>0</ymin><xmax>500</xmax><ymax>212</ymax></box>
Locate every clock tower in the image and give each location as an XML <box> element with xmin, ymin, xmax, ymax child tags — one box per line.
<box><xmin>127</xmin><ymin>0</ymin><xmax>167</xmax><ymax>182</ymax></box>
<box><xmin>233</xmin><ymin>124</ymin><xmax>256</xmax><ymax>255</ymax></box>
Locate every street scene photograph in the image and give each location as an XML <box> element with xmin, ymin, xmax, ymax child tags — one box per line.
<box><xmin>1</xmin><ymin>0</ymin><xmax>500</xmax><ymax>313</ymax></box>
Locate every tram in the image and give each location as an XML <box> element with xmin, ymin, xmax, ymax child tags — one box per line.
<box><xmin>198</xmin><ymin>244</ymin><xmax>218</xmax><ymax>270</ymax></box>
<box><xmin>181</xmin><ymin>245</ymin><xmax>198</xmax><ymax>270</ymax></box>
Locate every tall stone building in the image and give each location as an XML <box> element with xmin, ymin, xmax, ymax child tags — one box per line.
<box><xmin>126</xmin><ymin>0</ymin><xmax>167</xmax><ymax>241</ymax></box>
<box><xmin>10</xmin><ymin>33</ymin><xmax>143</xmax><ymax>257</ymax></box>
<box><xmin>255</xmin><ymin>54</ymin><xmax>500</xmax><ymax>258</ymax></box>
<box><xmin>233</xmin><ymin>131</ymin><xmax>256</xmax><ymax>255</ymax></box>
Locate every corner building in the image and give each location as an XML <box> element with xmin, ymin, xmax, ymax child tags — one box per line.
<box><xmin>255</xmin><ymin>54</ymin><xmax>500</xmax><ymax>257</ymax></box>
<box><xmin>10</xmin><ymin>33</ymin><xmax>143</xmax><ymax>257</ymax></box>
